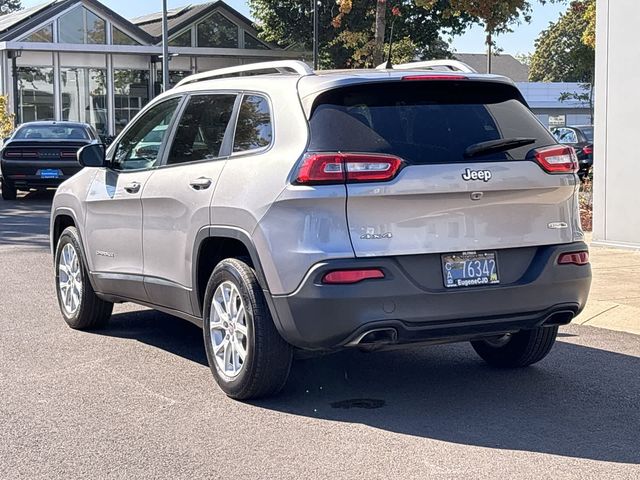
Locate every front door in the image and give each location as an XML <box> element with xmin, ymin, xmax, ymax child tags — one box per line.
<box><xmin>85</xmin><ymin>97</ymin><xmax>182</xmax><ymax>299</ymax></box>
<box><xmin>141</xmin><ymin>93</ymin><xmax>238</xmax><ymax>313</ymax></box>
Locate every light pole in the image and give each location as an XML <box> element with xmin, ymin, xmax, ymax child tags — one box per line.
<box><xmin>312</xmin><ymin>0</ymin><xmax>318</xmax><ymax>70</ymax></box>
<box><xmin>161</xmin><ymin>0</ymin><xmax>170</xmax><ymax>91</ymax></box>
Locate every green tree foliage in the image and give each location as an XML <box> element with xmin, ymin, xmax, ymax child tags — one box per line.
<box><xmin>0</xmin><ymin>95</ymin><xmax>15</xmax><ymax>138</ymax></box>
<box><xmin>582</xmin><ymin>0</ymin><xmax>595</xmax><ymax>49</ymax></box>
<box><xmin>0</xmin><ymin>0</ymin><xmax>21</xmax><ymax>16</ymax></box>
<box><xmin>529</xmin><ymin>0</ymin><xmax>595</xmax><ymax>82</ymax></box>
<box><xmin>249</xmin><ymin>0</ymin><xmax>472</xmax><ymax>68</ymax></box>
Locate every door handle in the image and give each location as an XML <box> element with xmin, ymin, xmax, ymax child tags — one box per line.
<box><xmin>124</xmin><ymin>181</ymin><xmax>141</xmax><ymax>194</ymax></box>
<box><xmin>189</xmin><ymin>177</ymin><xmax>213</xmax><ymax>190</ymax></box>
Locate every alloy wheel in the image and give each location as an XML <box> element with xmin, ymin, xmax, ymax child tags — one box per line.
<box><xmin>209</xmin><ymin>281</ymin><xmax>249</xmax><ymax>378</ymax></box>
<box><xmin>58</xmin><ymin>243</ymin><xmax>83</xmax><ymax>315</ymax></box>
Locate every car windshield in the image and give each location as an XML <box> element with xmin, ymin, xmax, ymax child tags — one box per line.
<box><xmin>580</xmin><ymin>126</ymin><xmax>594</xmax><ymax>142</ymax></box>
<box><xmin>14</xmin><ymin>125</ymin><xmax>89</xmax><ymax>140</ymax></box>
<box><xmin>309</xmin><ymin>81</ymin><xmax>556</xmax><ymax>164</ymax></box>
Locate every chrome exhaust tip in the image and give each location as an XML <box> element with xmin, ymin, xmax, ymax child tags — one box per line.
<box><xmin>347</xmin><ymin>328</ymin><xmax>398</xmax><ymax>348</ymax></box>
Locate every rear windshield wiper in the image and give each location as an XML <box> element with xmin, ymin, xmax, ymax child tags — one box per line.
<box><xmin>464</xmin><ymin>137</ymin><xmax>536</xmax><ymax>158</ymax></box>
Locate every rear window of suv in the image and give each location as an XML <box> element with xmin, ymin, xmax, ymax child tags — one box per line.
<box><xmin>308</xmin><ymin>81</ymin><xmax>556</xmax><ymax>164</ymax></box>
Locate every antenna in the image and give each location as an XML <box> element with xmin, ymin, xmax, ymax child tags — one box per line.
<box><xmin>384</xmin><ymin>13</ymin><xmax>397</xmax><ymax>69</ymax></box>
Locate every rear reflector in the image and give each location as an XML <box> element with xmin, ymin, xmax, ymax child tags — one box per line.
<box><xmin>295</xmin><ymin>153</ymin><xmax>403</xmax><ymax>185</ymax></box>
<box><xmin>322</xmin><ymin>269</ymin><xmax>385</xmax><ymax>284</ymax></box>
<box><xmin>534</xmin><ymin>145</ymin><xmax>578</xmax><ymax>174</ymax></box>
<box><xmin>582</xmin><ymin>145</ymin><xmax>593</xmax><ymax>155</ymax></box>
<box><xmin>402</xmin><ymin>74</ymin><xmax>468</xmax><ymax>81</ymax></box>
<box><xmin>558</xmin><ymin>251</ymin><xmax>589</xmax><ymax>265</ymax></box>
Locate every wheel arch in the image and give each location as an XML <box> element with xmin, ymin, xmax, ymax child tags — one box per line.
<box><xmin>191</xmin><ymin>226</ymin><xmax>271</xmax><ymax>318</ymax></box>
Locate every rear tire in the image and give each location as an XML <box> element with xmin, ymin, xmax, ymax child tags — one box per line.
<box><xmin>203</xmin><ymin>258</ymin><xmax>293</xmax><ymax>400</ymax></box>
<box><xmin>1</xmin><ymin>178</ymin><xmax>16</xmax><ymax>200</ymax></box>
<box><xmin>471</xmin><ymin>326</ymin><xmax>558</xmax><ymax>368</ymax></box>
<box><xmin>55</xmin><ymin>227</ymin><xmax>113</xmax><ymax>329</ymax></box>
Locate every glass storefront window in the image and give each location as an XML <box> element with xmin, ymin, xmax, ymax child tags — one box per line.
<box><xmin>156</xmin><ymin>70</ymin><xmax>191</xmax><ymax>90</ymax></box>
<box><xmin>114</xmin><ymin>69</ymin><xmax>150</xmax><ymax>134</ymax></box>
<box><xmin>169</xmin><ymin>30</ymin><xmax>192</xmax><ymax>47</ymax></box>
<box><xmin>87</xmin><ymin>10</ymin><xmax>106</xmax><ymax>44</ymax></box>
<box><xmin>61</xmin><ymin>67</ymin><xmax>108</xmax><ymax>136</ymax></box>
<box><xmin>244</xmin><ymin>32</ymin><xmax>268</xmax><ymax>50</ymax></box>
<box><xmin>197</xmin><ymin>12</ymin><xmax>238</xmax><ymax>48</ymax></box>
<box><xmin>113</xmin><ymin>27</ymin><xmax>140</xmax><ymax>46</ymax></box>
<box><xmin>16</xmin><ymin>67</ymin><xmax>55</xmax><ymax>124</ymax></box>
<box><xmin>22</xmin><ymin>25</ymin><xmax>53</xmax><ymax>43</ymax></box>
<box><xmin>58</xmin><ymin>6</ymin><xmax>106</xmax><ymax>44</ymax></box>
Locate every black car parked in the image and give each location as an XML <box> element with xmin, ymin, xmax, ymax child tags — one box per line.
<box><xmin>0</xmin><ymin>121</ymin><xmax>97</xmax><ymax>200</ymax></box>
<box><xmin>551</xmin><ymin>125</ymin><xmax>593</xmax><ymax>180</ymax></box>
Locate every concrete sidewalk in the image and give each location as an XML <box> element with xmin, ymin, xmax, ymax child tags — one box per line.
<box><xmin>574</xmin><ymin>234</ymin><xmax>640</xmax><ymax>335</ymax></box>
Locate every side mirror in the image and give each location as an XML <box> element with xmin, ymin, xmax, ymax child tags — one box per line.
<box><xmin>78</xmin><ymin>143</ymin><xmax>106</xmax><ymax>167</ymax></box>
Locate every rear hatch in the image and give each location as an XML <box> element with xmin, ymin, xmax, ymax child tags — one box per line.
<box><xmin>304</xmin><ymin>78</ymin><xmax>580</xmax><ymax>258</ymax></box>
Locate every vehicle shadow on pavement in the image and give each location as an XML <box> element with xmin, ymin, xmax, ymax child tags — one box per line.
<box><xmin>263</xmin><ymin>342</ymin><xmax>640</xmax><ymax>465</ymax></box>
<box><xmin>0</xmin><ymin>190</ymin><xmax>53</xmax><ymax>249</ymax></box>
<box><xmin>103</xmin><ymin>309</ymin><xmax>638</xmax><ymax>465</ymax></box>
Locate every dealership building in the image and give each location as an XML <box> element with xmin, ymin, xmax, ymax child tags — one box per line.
<box><xmin>0</xmin><ymin>0</ymin><xmax>303</xmax><ymax>137</ymax></box>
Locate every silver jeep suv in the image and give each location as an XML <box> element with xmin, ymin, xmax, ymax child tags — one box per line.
<box><xmin>51</xmin><ymin>60</ymin><xmax>591</xmax><ymax>399</ymax></box>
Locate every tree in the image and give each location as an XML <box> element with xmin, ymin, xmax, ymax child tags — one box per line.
<box><xmin>529</xmin><ymin>0</ymin><xmax>594</xmax><ymax>82</ymax></box>
<box><xmin>249</xmin><ymin>0</ymin><xmax>473</xmax><ymax>68</ymax></box>
<box><xmin>0</xmin><ymin>0</ymin><xmax>21</xmax><ymax>16</ymax></box>
<box><xmin>416</xmin><ymin>1</ymin><xmax>563</xmax><ymax>72</ymax></box>
<box><xmin>0</xmin><ymin>95</ymin><xmax>14</xmax><ymax>139</ymax></box>
<box><xmin>582</xmin><ymin>0</ymin><xmax>595</xmax><ymax>49</ymax></box>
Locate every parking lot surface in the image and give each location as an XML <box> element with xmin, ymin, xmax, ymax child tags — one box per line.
<box><xmin>1</xmin><ymin>193</ymin><xmax>638</xmax><ymax>479</ymax></box>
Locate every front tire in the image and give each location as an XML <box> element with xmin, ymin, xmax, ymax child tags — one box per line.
<box><xmin>471</xmin><ymin>326</ymin><xmax>558</xmax><ymax>368</ymax></box>
<box><xmin>1</xmin><ymin>178</ymin><xmax>17</xmax><ymax>200</ymax></box>
<box><xmin>55</xmin><ymin>227</ymin><xmax>113</xmax><ymax>329</ymax></box>
<box><xmin>203</xmin><ymin>258</ymin><xmax>292</xmax><ymax>400</ymax></box>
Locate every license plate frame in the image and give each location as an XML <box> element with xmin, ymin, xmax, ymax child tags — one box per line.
<box><xmin>441</xmin><ymin>251</ymin><xmax>500</xmax><ymax>289</ymax></box>
<box><xmin>38</xmin><ymin>169</ymin><xmax>61</xmax><ymax>179</ymax></box>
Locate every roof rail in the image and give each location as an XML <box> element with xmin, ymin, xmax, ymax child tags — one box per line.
<box><xmin>376</xmin><ymin>60</ymin><xmax>477</xmax><ymax>74</ymax></box>
<box><xmin>175</xmin><ymin>60</ymin><xmax>314</xmax><ymax>88</ymax></box>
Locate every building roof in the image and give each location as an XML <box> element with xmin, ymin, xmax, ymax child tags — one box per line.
<box><xmin>0</xmin><ymin>0</ymin><xmax>155</xmax><ymax>43</ymax></box>
<box><xmin>516</xmin><ymin>82</ymin><xmax>592</xmax><ymax>109</ymax></box>
<box><xmin>132</xmin><ymin>1</ymin><xmax>259</xmax><ymax>42</ymax></box>
<box><xmin>454</xmin><ymin>53</ymin><xmax>530</xmax><ymax>82</ymax></box>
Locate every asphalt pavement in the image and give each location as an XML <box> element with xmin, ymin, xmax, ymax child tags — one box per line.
<box><xmin>0</xmin><ymin>192</ymin><xmax>638</xmax><ymax>479</ymax></box>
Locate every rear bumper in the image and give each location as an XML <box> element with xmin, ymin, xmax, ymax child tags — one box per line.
<box><xmin>269</xmin><ymin>242</ymin><xmax>592</xmax><ymax>350</ymax></box>
<box><xmin>1</xmin><ymin>159</ymin><xmax>81</xmax><ymax>188</ymax></box>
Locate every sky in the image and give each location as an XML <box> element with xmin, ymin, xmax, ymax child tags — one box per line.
<box><xmin>22</xmin><ymin>0</ymin><xmax>567</xmax><ymax>56</ymax></box>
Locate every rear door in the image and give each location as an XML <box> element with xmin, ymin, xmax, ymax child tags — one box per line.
<box><xmin>307</xmin><ymin>79</ymin><xmax>579</xmax><ymax>257</ymax></box>
<box><xmin>141</xmin><ymin>93</ymin><xmax>238</xmax><ymax>313</ymax></box>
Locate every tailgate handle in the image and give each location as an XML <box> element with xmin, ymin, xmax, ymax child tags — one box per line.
<box><xmin>189</xmin><ymin>177</ymin><xmax>212</xmax><ymax>190</ymax></box>
<box><xmin>124</xmin><ymin>181</ymin><xmax>141</xmax><ymax>194</ymax></box>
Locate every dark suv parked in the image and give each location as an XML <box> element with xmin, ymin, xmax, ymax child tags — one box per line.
<box><xmin>551</xmin><ymin>125</ymin><xmax>593</xmax><ymax>180</ymax></box>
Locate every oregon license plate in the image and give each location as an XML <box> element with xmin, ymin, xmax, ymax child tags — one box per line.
<box><xmin>39</xmin><ymin>169</ymin><xmax>60</xmax><ymax>179</ymax></box>
<box><xmin>442</xmin><ymin>251</ymin><xmax>499</xmax><ymax>288</ymax></box>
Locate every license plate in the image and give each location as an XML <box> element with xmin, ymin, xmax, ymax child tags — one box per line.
<box><xmin>442</xmin><ymin>251</ymin><xmax>499</xmax><ymax>288</ymax></box>
<box><xmin>39</xmin><ymin>169</ymin><xmax>60</xmax><ymax>179</ymax></box>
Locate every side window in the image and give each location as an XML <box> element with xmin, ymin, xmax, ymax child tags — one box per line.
<box><xmin>232</xmin><ymin>95</ymin><xmax>272</xmax><ymax>153</ymax></box>
<box><xmin>167</xmin><ymin>94</ymin><xmax>236</xmax><ymax>165</ymax></box>
<box><xmin>112</xmin><ymin>97</ymin><xmax>180</xmax><ymax>171</ymax></box>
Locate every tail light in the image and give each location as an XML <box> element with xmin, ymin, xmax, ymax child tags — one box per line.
<box><xmin>582</xmin><ymin>145</ymin><xmax>593</xmax><ymax>155</ymax></box>
<box><xmin>60</xmin><ymin>150</ymin><xmax>77</xmax><ymax>158</ymax></box>
<box><xmin>558</xmin><ymin>251</ymin><xmax>589</xmax><ymax>265</ymax></box>
<box><xmin>534</xmin><ymin>146</ymin><xmax>578</xmax><ymax>174</ymax></box>
<box><xmin>295</xmin><ymin>153</ymin><xmax>404</xmax><ymax>185</ymax></box>
<box><xmin>322</xmin><ymin>268</ymin><xmax>385</xmax><ymax>284</ymax></box>
<box><xmin>3</xmin><ymin>150</ymin><xmax>21</xmax><ymax>158</ymax></box>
